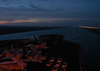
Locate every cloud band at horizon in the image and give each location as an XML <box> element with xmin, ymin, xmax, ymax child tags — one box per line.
<box><xmin>0</xmin><ymin>18</ymin><xmax>100</xmax><ymax>24</ymax></box>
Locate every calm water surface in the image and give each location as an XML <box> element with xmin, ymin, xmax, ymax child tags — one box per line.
<box><xmin>0</xmin><ymin>27</ymin><xmax>100</xmax><ymax>71</ymax></box>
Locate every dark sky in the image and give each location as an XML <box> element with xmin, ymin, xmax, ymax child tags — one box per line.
<box><xmin>0</xmin><ymin>0</ymin><xmax>100</xmax><ymax>27</ymax></box>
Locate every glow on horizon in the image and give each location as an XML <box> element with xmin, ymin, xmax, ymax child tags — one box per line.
<box><xmin>0</xmin><ymin>18</ymin><xmax>100</xmax><ymax>25</ymax></box>
<box><xmin>0</xmin><ymin>18</ymin><xmax>76</xmax><ymax>24</ymax></box>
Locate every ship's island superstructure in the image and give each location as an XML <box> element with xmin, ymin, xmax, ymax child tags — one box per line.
<box><xmin>0</xmin><ymin>34</ymin><xmax>86</xmax><ymax>71</ymax></box>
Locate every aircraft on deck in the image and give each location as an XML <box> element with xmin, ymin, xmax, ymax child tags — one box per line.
<box><xmin>0</xmin><ymin>50</ymin><xmax>27</xmax><ymax>71</ymax></box>
<box><xmin>0</xmin><ymin>40</ymin><xmax>47</xmax><ymax>71</ymax></box>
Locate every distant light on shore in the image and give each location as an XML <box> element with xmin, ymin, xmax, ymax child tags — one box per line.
<box><xmin>79</xmin><ymin>26</ymin><xmax>100</xmax><ymax>29</ymax></box>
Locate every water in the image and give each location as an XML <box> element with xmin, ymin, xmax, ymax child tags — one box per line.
<box><xmin>0</xmin><ymin>27</ymin><xmax>100</xmax><ymax>71</ymax></box>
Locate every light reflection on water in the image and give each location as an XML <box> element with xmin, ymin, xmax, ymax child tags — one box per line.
<box><xmin>0</xmin><ymin>27</ymin><xmax>100</xmax><ymax>71</ymax></box>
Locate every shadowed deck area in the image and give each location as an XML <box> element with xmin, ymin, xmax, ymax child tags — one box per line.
<box><xmin>27</xmin><ymin>34</ymin><xmax>82</xmax><ymax>71</ymax></box>
<box><xmin>0</xmin><ymin>34</ymin><xmax>84</xmax><ymax>71</ymax></box>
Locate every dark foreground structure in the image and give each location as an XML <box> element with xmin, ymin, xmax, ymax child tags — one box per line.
<box><xmin>0</xmin><ymin>34</ymin><xmax>86</xmax><ymax>71</ymax></box>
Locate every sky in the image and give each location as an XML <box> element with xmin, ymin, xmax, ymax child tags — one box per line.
<box><xmin>0</xmin><ymin>0</ymin><xmax>100</xmax><ymax>27</ymax></box>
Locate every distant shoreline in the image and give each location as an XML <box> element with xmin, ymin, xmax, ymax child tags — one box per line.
<box><xmin>82</xmin><ymin>28</ymin><xmax>100</xmax><ymax>36</ymax></box>
<box><xmin>0</xmin><ymin>26</ymin><xmax>62</xmax><ymax>35</ymax></box>
<box><xmin>79</xmin><ymin>26</ymin><xmax>100</xmax><ymax>36</ymax></box>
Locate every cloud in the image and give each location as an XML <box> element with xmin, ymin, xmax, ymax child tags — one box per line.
<box><xmin>0</xmin><ymin>3</ymin><xmax>65</xmax><ymax>15</ymax></box>
<box><xmin>29</xmin><ymin>4</ymin><xmax>37</xmax><ymax>9</ymax></box>
<box><xmin>29</xmin><ymin>4</ymin><xmax>52</xmax><ymax>12</ymax></box>
<box><xmin>19</xmin><ymin>5</ymin><xmax>24</xmax><ymax>8</ymax></box>
<box><xmin>0</xmin><ymin>0</ymin><xmax>100</xmax><ymax>27</ymax></box>
<box><xmin>2</xmin><ymin>0</ymin><xmax>9</xmax><ymax>2</ymax></box>
<box><xmin>0</xmin><ymin>18</ymin><xmax>100</xmax><ymax>27</ymax></box>
<box><xmin>0</xmin><ymin>18</ymin><xmax>100</xmax><ymax>25</ymax></box>
<box><xmin>0</xmin><ymin>0</ymin><xmax>99</xmax><ymax>14</ymax></box>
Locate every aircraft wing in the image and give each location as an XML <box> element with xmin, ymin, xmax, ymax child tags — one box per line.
<box><xmin>0</xmin><ymin>61</ymin><xmax>18</xmax><ymax>65</ymax></box>
<box><xmin>4</xmin><ymin>50</ymin><xmax>12</xmax><ymax>57</ymax></box>
<box><xmin>39</xmin><ymin>55</ymin><xmax>46</xmax><ymax>60</ymax></box>
<box><xmin>26</xmin><ymin>51</ymin><xmax>43</xmax><ymax>63</ymax></box>
<box><xmin>0</xmin><ymin>64</ymin><xmax>10</xmax><ymax>68</ymax></box>
<box><xmin>24</xmin><ymin>58</ymin><xmax>42</xmax><ymax>63</ymax></box>
<box><xmin>1</xmin><ymin>57</ymin><xmax>11</xmax><ymax>60</ymax></box>
<box><xmin>10</xmin><ymin>57</ymin><xmax>27</xmax><ymax>69</ymax></box>
<box><xmin>33</xmin><ymin>51</ymin><xmax>41</xmax><ymax>59</ymax></box>
<box><xmin>10</xmin><ymin>64</ymin><xmax>23</xmax><ymax>70</ymax></box>
<box><xmin>21</xmin><ymin>55</ymin><xmax>43</xmax><ymax>63</ymax></box>
<box><xmin>0</xmin><ymin>64</ymin><xmax>23</xmax><ymax>70</ymax></box>
<box><xmin>0</xmin><ymin>54</ymin><xmax>3</xmax><ymax>57</ymax></box>
<box><xmin>21</xmin><ymin>59</ymin><xmax>31</xmax><ymax>62</ymax></box>
<box><xmin>37</xmin><ymin>59</ymin><xmax>42</xmax><ymax>63</ymax></box>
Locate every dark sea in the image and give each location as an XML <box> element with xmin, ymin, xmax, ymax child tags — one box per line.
<box><xmin>0</xmin><ymin>27</ymin><xmax>100</xmax><ymax>71</ymax></box>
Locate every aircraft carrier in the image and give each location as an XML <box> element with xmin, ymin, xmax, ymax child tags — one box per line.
<box><xmin>0</xmin><ymin>34</ymin><xmax>86</xmax><ymax>71</ymax></box>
